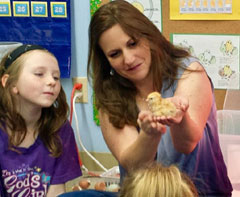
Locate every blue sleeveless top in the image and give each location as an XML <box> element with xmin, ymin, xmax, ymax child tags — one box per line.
<box><xmin>119</xmin><ymin>57</ymin><xmax>232</xmax><ymax>196</ymax></box>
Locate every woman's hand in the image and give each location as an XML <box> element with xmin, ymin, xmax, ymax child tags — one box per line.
<box><xmin>154</xmin><ymin>96</ymin><xmax>189</xmax><ymax>126</ymax></box>
<box><xmin>137</xmin><ymin>111</ymin><xmax>166</xmax><ymax>136</ymax></box>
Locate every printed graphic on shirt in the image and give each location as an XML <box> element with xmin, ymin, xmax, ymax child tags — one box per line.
<box><xmin>2</xmin><ymin>163</ymin><xmax>51</xmax><ymax>197</ymax></box>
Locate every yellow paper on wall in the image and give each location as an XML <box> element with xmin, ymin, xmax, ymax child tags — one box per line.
<box><xmin>170</xmin><ymin>0</ymin><xmax>240</xmax><ymax>20</ymax></box>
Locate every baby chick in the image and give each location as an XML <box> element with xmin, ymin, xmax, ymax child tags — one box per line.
<box><xmin>146</xmin><ymin>92</ymin><xmax>176</xmax><ymax>117</ymax></box>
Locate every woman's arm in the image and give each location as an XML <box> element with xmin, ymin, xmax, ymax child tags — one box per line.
<box><xmin>99</xmin><ymin>110</ymin><xmax>166</xmax><ymax>172</ymax></box>
<box><xmin>164</xmin><ymin>61</ymin><xmax>212</xmax><ymax>154</ymax></box>
<box><xmin>47</xmin><ymin>184</ymin><xmax>65</xmax><ymax>197</ymax></box>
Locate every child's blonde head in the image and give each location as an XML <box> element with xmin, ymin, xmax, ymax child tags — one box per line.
<box><xmin>119</xmin><ymin>163</ymin><xmax>198</xmax><ymax>197</ymax></box>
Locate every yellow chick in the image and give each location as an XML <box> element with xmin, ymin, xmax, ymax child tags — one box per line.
<box><xmin>195</xmin><ymin>0</ymin><xmax>201</xmax><ymax>8</ymax></box>
<box><xmin>146</xmin><ymin>92</ymin><xmax>176</xmax><ymax>117</ymax></box>
<box><xmin>203</xmin><ymin>0</ymin><xmax>208</xmax><ymax>8</ymax></box>
<box><xmin>188</xmin><ymin>0</ymin><xmax>193</xmax><ymax>7</ymax></box>
<box><xmin>210</xmin><ymin>0</ymin><xmax>216</xmax><ymax>8</ymax></box>
<box><xmin>225</xmin><ymin>40</ymin><xmax>233</xmax><ymax>54</ymax></box>
<box><xmin>218</xmin><ymin>0</ymin><xmax>223</xmax><ymax>8</ymax></box>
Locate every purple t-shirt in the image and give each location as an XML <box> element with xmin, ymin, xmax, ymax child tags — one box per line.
<box><xmin>0</xmin><ymin>120</ymin><xmax>82</xmax><ymax>197</ymax></box>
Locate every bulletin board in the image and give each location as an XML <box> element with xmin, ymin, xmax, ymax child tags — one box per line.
<box><xmin>162</xmin><ymin>1</ymin><xmax>240</xmax><ymax>109</ymax></box>
<box><xmin>0</xmin><ymin>0</ymin><xmax>71</xmax><ymax>78</ymax></box>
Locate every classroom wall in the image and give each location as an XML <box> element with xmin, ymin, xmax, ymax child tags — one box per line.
<box><xmin>61</xmin><ymin>0</ymin><xmax>110</xmax><ymax>154</ymax></box>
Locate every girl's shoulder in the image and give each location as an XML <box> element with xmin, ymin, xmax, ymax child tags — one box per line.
<box><xmin>57</xmin><ymin>120</ymin><xmax>74</xmax><ymax>139</ymax></box>
<box><xmin>0</xmin><ymin>126</ymin><xmax>7</xmax><ymax>153</ymax></box>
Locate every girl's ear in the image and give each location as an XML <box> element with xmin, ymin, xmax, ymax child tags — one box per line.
<box><xmin>1</xmin><ymin>74</ymin><xmax>18</xmax><ymax>94</ymax></box>
<box><xmin>1</xmin><ymin>74</ymin><xmax>9</xmax><ymax>87</ymax></box>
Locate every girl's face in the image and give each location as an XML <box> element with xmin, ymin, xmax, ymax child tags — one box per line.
<box><xmin>14</xmin><ymin>50</ymin><xmax>61</xmax><ymax>109</ymax></box>
<box><xmin>99</xmin><ymin>24</ymin><xmax>152</xmax><ymax>85</ymax></box>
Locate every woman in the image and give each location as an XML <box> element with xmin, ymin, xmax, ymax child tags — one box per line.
<box><xmin>87</xmin><ymin>1</ymin><xmax>232</xmax><ymax>196</ymax></box>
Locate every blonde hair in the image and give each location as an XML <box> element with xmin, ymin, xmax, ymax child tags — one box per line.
<box><xmin>119</xmin><ymin>163</ymin><xmax>198</xmax><ymax>197</ymax></box>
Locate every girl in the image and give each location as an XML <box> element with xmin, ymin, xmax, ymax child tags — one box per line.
<box><xmin>0</xmin><ymin>44</ymin><xmax>82</xmax><ymax>196</ymax></box>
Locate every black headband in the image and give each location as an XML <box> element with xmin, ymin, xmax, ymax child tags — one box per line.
<box><xmin>4</xmin><ymin>44</ymin><xmax>45</xmax><ymax>69</ymax></box>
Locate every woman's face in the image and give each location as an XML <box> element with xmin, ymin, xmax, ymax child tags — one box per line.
<box><xmin>99</xmin><ymin>24</ymin><xmax>152</xmax><ymax>84</ymax></box>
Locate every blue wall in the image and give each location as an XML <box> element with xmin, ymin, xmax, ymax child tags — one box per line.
<box><xmin>61</xmin><ymin>0</ymin><xmax>110</xmax><ymax>153</ymax></box>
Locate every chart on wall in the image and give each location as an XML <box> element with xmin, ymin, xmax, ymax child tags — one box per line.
<box><xmin>0</xmin><ymin>0</ymin><xmax>71</xmax><ymax>78</ymax></box>
<box><xmin>179</xmin><ymin>0</ymin><xmax>232</xmax><ymax>14</ymax></box>
<box><xmin>170</xmin><ymin>0</ymin><xmax>240</xmax><ymax>20</ymax></box>
<box><xmin>90</xmin><ymin>0</ymin><xmax>162</xmax><ymax>32</ymax></box>
<box><xmin>172</xmin><ymin>34</ymin><xmax>240</xmax><ymax>89</ymax></box>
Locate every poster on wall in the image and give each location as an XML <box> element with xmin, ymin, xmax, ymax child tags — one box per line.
<box><xmin>0</xmin><ymin>0</ymin><xmax>71</xmax><ymax>78</ymax></box>
<box><xmin>90</xmin><ymin>0</ymin><xmax>162</xmax><ymax>32</ymax></box>
<box><xmin>170</xmin><ymin>0</ymin><xmax>240</xmax><ymax>20</ymax></box>
<box><xmin>172</xmin><ymin>34</ymin><xmax>240</xmax><ymax>89</ymax></box>
<box><xmin>179</xmin><ymin>0</ymin><xmax>232</xmax><ymax>14</ymax></box>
